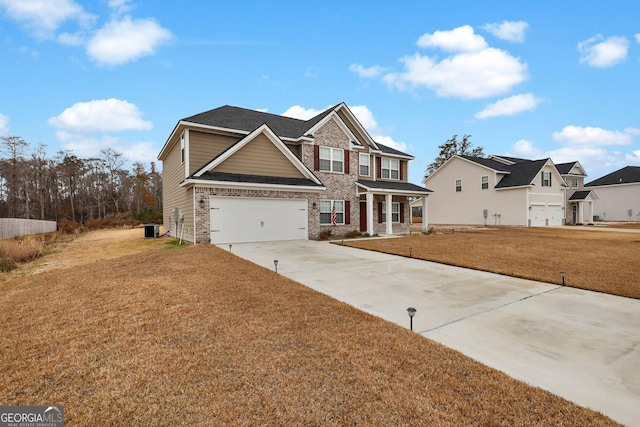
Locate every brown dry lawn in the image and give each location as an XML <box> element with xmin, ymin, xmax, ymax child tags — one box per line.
<box><xmin>346</xmin><ymin>227</ymin><xmax>640</xmax><ymax>300</ymax></box>
<box><xmin>0</xmin><ymin>229</ymin><xmax>619</xmax><ymax>425</ymax></box>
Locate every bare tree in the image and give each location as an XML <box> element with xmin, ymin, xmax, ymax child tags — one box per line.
<box><xmin>424</xmin><ymin>134</ymin><xmax>484</xmax><ymax>178</ymax></box>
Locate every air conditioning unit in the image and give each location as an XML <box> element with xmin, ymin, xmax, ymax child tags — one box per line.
<box><xmin>144</xmin><ymin>224</ymin><xmax>160</xmax><ymax>238</ymax></box>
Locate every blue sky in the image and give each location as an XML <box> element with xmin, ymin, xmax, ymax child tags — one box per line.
<box><xmin>1</xmin><ymin>0</ymin><xmax>639</xmax><ymax>185</ymax></box>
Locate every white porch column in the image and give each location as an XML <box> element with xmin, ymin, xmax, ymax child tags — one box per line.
<box><xmin>422</xmin><ymin>196</ymin><xmax>429</xmax><ymax>232</ymax></box>
<box><xmin>366</xmin><ymin>192</ymin><xmax>374</xmax><ymax>236</ymax></box>
<box><xmin>385</xmin><ymin>193</ymin><xmax>393</xmax><ymax>235</ymax></box>
<box><xmin>579</xmin><ymin>202</ymin><xmax>585</xmax><ymax>224</ymax></box>
<box><xmin>587</xmin><ymin>201</ymin><xmax>594</xmax><ymax>223</ymax></box>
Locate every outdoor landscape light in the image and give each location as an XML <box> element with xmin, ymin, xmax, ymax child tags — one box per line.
<box><xmin>199</xmin><ymin>198</ymin><xmax>205</xmax><ymax>209</ymax></box>
<box><xmin>229</xmin><ymin>244</ymin><xmax>232</xmax><ymax>252</ymax></box>
<box><xmin>560</xmin><ymin>270</ymin><xmax>566</xmax><ymax>286</ymax></box>
<box><xmin>409</xmin><ymin>247</ymin><xmax>413</xmax><ymax>257</ymax></box>
<box><xmin>407</xmin><ymin>307</ymin><xmax>416</xmax><ymax>331</ymax></box>
<box><xmin>274</xmin><ymin>260</ymin><xmax>278</xmax><ymax>273</ymax></box>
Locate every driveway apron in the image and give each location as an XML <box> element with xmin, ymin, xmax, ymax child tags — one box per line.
<box><xmin>226</xmin><ymin>240</ymin><xmax>640</xmax><ymax>427</ymax></box>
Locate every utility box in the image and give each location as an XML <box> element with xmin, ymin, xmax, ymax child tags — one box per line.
<box><xmin>144</xmin><ymin>224</ymin><xmax>160</xmax><ymax>238</ymax></box>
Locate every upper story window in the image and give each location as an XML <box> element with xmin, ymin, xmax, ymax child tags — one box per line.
<box><xmin>571</xmin><ymin>178</ymin><xmax>578</xmax><ymax>188</ymax></box>
<box><xmin>456</xmin><ymin>179</ymin><xmax>462</xmax><ymax>192</ymax></box>
<box><xmin>542</xmin><ymin>171</ymin><xmax>552</xmax><ymax>187</ymax></box>
<box><xmin>320</xmin><ymin>146</ymin><xmax>343</xmax><ymax>173</ymax></box>
<box><xmin>180</xmin><ymin>133</ymin><xmax>185</xmax><ymax>164</ymax></box>
<box><xmin>481</xmin><ymin>175</ymin><xmax>489</xmax><ymax>190</ymax></box>
<box><xmin>359</xmin><ymin>153</ymin><xmax>370</xmax><ymax>176</ymax></box>
<box><xmin>382</xmin><ymin>158</ymin><xmax>399</xmax><ymax>180</ymax></box>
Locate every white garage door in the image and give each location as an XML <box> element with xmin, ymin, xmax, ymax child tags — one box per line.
<box><xmin>548</xmin><ymin>205</ymin><xmax>563</xmax><ymax>226</ymax></box>
<box><xmin>530</xmin><ymin>205</ymin><xmax>546</xmax><ymax>227</ymax></box>
<box><xmin>210</xmin><ymin>197</ymin><xmax>308</xmax><ymax>244</ymax></box>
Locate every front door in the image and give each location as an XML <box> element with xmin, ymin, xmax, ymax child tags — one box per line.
<box><xmin>360</xmin><ymin>201</ymin><xmax>367</xmax><ymax>232</ymax></box>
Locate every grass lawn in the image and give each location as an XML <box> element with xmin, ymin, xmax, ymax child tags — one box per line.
<box><xmin>345</xmin><ymin>227</ymin><xmax>640</xmax><ymax>300</ymax></box>
<box><xmin>0</xmin><ymin>229</ymin><xmax>619</xmax><ymax>425</ymax></box>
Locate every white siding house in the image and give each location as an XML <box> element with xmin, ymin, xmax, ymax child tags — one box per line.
<box><xmin>424</xmin><ymin>155</ymin><xmax>567</xmax><ymax>226</ymax></box>
<box><xmin>585</xmin><ymin>166</ymin><xmax>640</xmax><ymax>221</ymax></box>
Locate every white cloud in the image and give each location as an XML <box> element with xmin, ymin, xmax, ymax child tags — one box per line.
<box><xmin>636</xmin><ymin>34</ymin><xmax>640</xmax><ymax>44</ymax></box>
<box><xmin>349</xmin><ymin>63</ymin><xmax>387</xmax><ymax>78</ymax></box>
<box><xmin>481</xmin><ymin>21</ymin><xmax>529</xmax><ymax>43</ymax></box>
<box><xmin>510</xmin><ymin>125</ymin><xmax>640</xmax><ymax>178</ymax></box>
<box><xmin>0</xmin><ymin>113</ymin><xmax>9</xmax><ymax>135</ymax></box>
<box><xmin>281</xmin><ymin>105</ymin><xmax>324</xmax><ymax>120</ymax></box>
<box><xmin>48</xmin><ymin>98</ymin><xmax>152</xmax><ymax>133</ymax></box>
<box><xmin>86</xmin><ymin>16</ymin><xmax>172</xmax><ymax>66</ymax></box>
<box><xmin>417</xmin><ymin>25</ymin><xmax>487</xmax><ymax>52</ymax></box>
<box><xmin>511</xmin><ymin>139</ymin><xmax>543</xmax><ymax>157</ymax></box>
<box><xmin>475</xmin><ymin>93</ymin><xmax>543</xmax><ymax>119</ymax></box>
<box><xmin>108</xmin><ymin>0</ymin><xmax>133</xmax><ymax>15</ymax></box>
<box><xmin>578</xmin><ymin>34</ymin><xmax>629</xmax><ymax>68</ymax></box>
<box><xmin>56</xmin><ymin>133</ymin><xmax>157</xmax><ymax>162</ymax></box>
<box><xmin>552</xmin><ymin>125</ymin><xmax>635</xmax><ymax>146</ymax></box>
<box><xmin>383</xmin><ymin>47</ymin><xmax>528</xmax><ymax>99</ymax></box>
<box><xmin>348</xmin><ymin>105</ymin><xmax>378</xmax><ymax>130</ymax></box>
<box><xmin>0</xmin><ymin>0</ymin><xmax>95</xmax><ymax>38</ymax></box>
<box><xmin>362</xmin><ymin>25</ymin><xmax>529</xmax><ymax>99</ymax></box>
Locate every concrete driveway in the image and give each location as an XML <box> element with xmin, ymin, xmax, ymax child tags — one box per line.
<box><xmin>226</xmin><ymin>240</ymin><xmax>640</xmax><ymax>426</ymax></box>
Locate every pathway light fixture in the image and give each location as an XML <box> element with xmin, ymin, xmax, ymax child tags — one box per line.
<box><xmin>407</xmin><ymin>307</ymin><xmax>416</xmax><ymax>331</ymax></box>
<box><xmin>274</xmin><ymin>260</ymin><xmax>279</xmax><ymax>273</ymax></box>
<box><xmin>560</xmin><ymin>270</ymin><xmax>566</xmax><ymax>286</ymax></box>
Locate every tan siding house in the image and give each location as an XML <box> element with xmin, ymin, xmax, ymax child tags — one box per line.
<box><xmin>585</xmin><ymin>166</ymin><xmax>640</xmax><ymax>221</ymax></box>
<box><xmin>423</xmin><ymin>155</ymin><xmax>569</xmax><ymax>227</ymax></box>
<box><xmin>158</xmin><ymin>103</ymin><xmax>431</xmax><ymax>244</ymax></box>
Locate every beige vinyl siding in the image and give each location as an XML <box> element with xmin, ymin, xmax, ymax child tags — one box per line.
<box><xmin>189</xmin><ymin>130</ymin><xmax>240</xmax><ymax>176</ymax></box>
<box><xmin>589</xmin><ymin>183</ymin><xmax>640</xmax><ymax>221</ymax></box>
<box><xmin>425</xmin><ymin>157</ymin><xmax>529</xmax><ymax>225</ymax></box>
<box><xmin>161</xmin><ymin>136</ymin><xmax>194</xmax><ymax>241</ymax></box>
<box><xmin>215</xmin><ymin>134</ymin><xmax>305</xmax><ymax>178</ymax></box>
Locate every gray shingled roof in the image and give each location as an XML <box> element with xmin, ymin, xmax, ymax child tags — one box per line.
<box><xmin>183</xmin><ymin>105</ymin><xmax>336</xmax><ymax>139</ymax></box>
<box><xmin>585</xmin><ymin>166</ymin><xmax>640</xmax><ymax>187</ymax></box>
<box><xmin>460</xmin><ymin>156</ymin><xmax>550</xmax><ymax>188</ymax></box>
<box><xmin>555</xmin><ymin>162</ymin><xmax>578</xmax><ymax>175</ymax></box>
<box><xmin>196</xmin><ymin>171</ymin><xmax>324</xmax><ymax>187</ymax></box>
<box><xmin>182</xmin><ymin>104</ymin><xmax>414</xmax><ymax>157</ymax></box>
<box><xmin>569</xmin><ymin>190</ymin><xmax>593</xmax><ymax>200</ymax></box>
<box><xmin>357</xmin><ymin>180</ymin><xmax>432</xmax><ymax>193</ymax></box>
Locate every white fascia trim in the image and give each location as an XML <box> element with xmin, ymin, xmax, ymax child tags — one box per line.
<box><xmin>357</xmin><ymin>188</ymin><xmax>431</xmax><ymax>196</ymax></box>
<box><xmin>378</xmin><ymin>152</ymin><xmax>414</xmax><ymax>160</ymax></box>
<box><xmin>306</xmin><ymin>110</ymin><xmax>359</xmax><ymax>144</ymax></box>
<box><xmin>194</xmin><ymin>124</ymin><xmax>323</xmax><ymax>185</ymax></box>
<box><xmin>585</xmin><ymin>182</ymin><xmax>640</xmax><ymax>189</ymax></box>
<box><xmin>181</xmin><ymin>178</ymin><xmax>325</xmax><ymax>193</ymax></box>
<box><xmin>495</xmin><ymin>185</ymin><xmax>533</xmax><ymax>191</ymax></box>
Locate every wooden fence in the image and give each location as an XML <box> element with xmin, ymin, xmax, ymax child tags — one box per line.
<box><xmin>0</xmin><ymin>219</ymin><xmax>57</xmax><ymax>239</ymax></box>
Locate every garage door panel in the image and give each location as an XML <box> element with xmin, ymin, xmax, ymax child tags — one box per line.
<box><xmin>210</xmin><ymin>197</ymin><xmax>307</xmax><ymax>244</ymax></box>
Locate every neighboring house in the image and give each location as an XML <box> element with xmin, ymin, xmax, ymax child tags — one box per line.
<box><xmin>157</xmin><ymin>103</ymin><xmax>431</xmax><ymax>244</ymax></box>
<box><xmin>556</xmin><ymin>161</ymin><xmax>598</xmax><ymax>224</ymax></box>
<box><xmin>423</xmin><ymin>155</ymin><xmax>573</xmax><ymax>226</ymax></box>
<box><xmin>585</xmin><ymin>166</ymin><xmax>640</xmax><ymax>221</ymax></box>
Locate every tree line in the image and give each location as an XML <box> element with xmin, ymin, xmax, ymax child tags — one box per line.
<box><xmin>0</xmin><ymin>135</ymin><xmax>162</xmax><ymax>224</ymax></box>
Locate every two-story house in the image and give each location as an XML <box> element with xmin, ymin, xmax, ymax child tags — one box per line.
<box><xmin>423</xmin><ymin>155</ymin><xmax>573</xmax><ymax>226</ymax></box>
<box><xmin>157</xmin><ymin>103</ymin><xmax>431</xmax><ymax>244</ymax></box>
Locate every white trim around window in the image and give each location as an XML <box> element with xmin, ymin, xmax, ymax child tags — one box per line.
<box><xmin>320</xmin><ymin>146</ymin><xmax>344</xmax><ymax>173</ymax></box>
<box><xmin>481</xmin><ymin>175</ymin><xmax>488</xmax><ymax>190</ymax></box>
<box><xmin>456</xmin><ymin>179</ymin><xmax>462</xmax><ymax>192</ymax></box>
<box><xmin>359</xmin><ymin>153</ymin><xmax>370</xmax><ymax>176</ymax></box>
<box><xmin>320</xmin><ymin>200</ymin><xmax>345</xmax><ymax>225</ymax></box>
<box><xmin>381</xmin><ymin>202</ymin><xmax>400</xmax><ymax>223</ymax></box>
<box><xmin>382</xmin><ymin>158</ymin><xmax>399</xmax><ymax>180</ymax></box>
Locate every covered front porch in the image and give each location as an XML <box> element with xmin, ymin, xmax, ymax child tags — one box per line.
<box><xmin>356</xmin><ymin>180</ymin><xmax>431</xmax><ymax>236</ymax></box>
<box><xmin>568</xmin><ymin>190</ymin><xmax>598</xmax><ymax>224</ymax></box>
